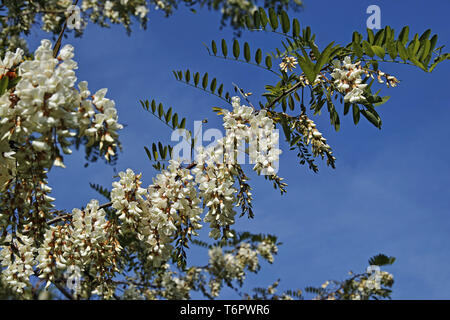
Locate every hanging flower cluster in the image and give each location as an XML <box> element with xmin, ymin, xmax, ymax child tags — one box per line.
<box><xmin>256</xmin><ymin>239</ymin><xmax>278</xmax><ymax>264</ymax></box>
<box><xmin>207</xmin><ymin>240</ymin><xmax>278</xmax><ymax>297</ymax></box>
<box><xmin>112</xmin><ymin>161</ymin><xmax>203</xmax><ymax>267</ymax></box>
<box><xmin>192</xmin><ymin>153</ymin><xmax>238</xmax><ymax>240</ymax></box>
<box><xmin>0</xmin><ymin>39</ymin><xmax>122</xmax><ymax>191</ymax></box>
<box><xmin>296</xmin><ymin>114</ymin><xmax>334</xmax><ymax>160</ymax></box>
<box><xmin>222</xmin><ymin>96</ymin><xmax>282</xmax><ymax>176</ymax></box>
<box><xmin>190</xmin><ymin>96</ymin><xmax>282</xmax><ymax>239</ymax></box>
<box><xmin>35</xmin><ymin>199</ymin><xmax>121</xmax><ymax>297</ymax></box>
<box><xmin>0</xmin><ymin>233</ymin><xmax>36</xmax><ymax>294</ymax></box>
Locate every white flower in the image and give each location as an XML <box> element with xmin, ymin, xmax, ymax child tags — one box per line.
<box><xmin>331</xmin><ymin>56</ymin><xmax>367</xmax><ymax>103</ymax></box>
<box><xmin>279</xmin><ymin>56</ymin><xmax>298</xmax><ymax>72</ymax></box>
<box><xmin>135</xmin><ymin>5</ymin><xmax>149</xmax><ymax>18</ymax></box>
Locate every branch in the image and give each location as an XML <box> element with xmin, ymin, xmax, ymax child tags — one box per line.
<box><xmin>52</xmin><ymin>0</ymin><xmax>79</xmax><ymax>58</ymax></box>
<box><xmin>266</xmin><ymin>77</ymin><xmax>305</xmax><ymax>110</ymax></box>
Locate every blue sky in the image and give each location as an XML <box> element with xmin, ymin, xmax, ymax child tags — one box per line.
<box><xmin>25</xmin><ymin>0</ymin><xmax>450</xmax><ymax>299</ymax></box>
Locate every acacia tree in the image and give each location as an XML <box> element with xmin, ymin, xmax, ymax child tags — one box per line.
<box><xmin>0</xmin><ymin>1</ymin><xmax>448</xmax><ymax>300</ymax></box>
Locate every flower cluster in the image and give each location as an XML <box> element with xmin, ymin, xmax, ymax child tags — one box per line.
<box><xmin>112</xmin><ymin>162</ymin><xmax>203</xmax><ymax>267</ymax></box>
<box><xmin>189</xmin><ymin>96</ymin><xmax>282</xmax><ymax>239</ymax></box>
<box><xmin>111</xmin><ymin>168</ymin><xmax>147</xmax><ymax>228</ymax></box>
<box><xmin>373</xmin><ymin>70</ymin><xmax>400</xmax><ymax>87</ymax></box>
<box><xmin>331</xmin><ymin>56</ymin><xmax>367</xmax><ymax>103</ymax></box>
<box><xmin>314</xmin><ymin>268</ymin><xmax>394</xmax><ymax>300</ymax></box>
<box><xmin>0</xmin><ymin>40</ymin><xmax>122</xmax><ymax>191</ymax></box>
<box><xmin>346</xmin><ymin>270</ymin><xmax>394</xmax><ymax>300</ymax></box>
<box><xmin>141</xmin><ymin>161</ymin><xmax>203</xmax><ymax>266</ymax></box>
<box><xmin>296</xmin><ymin>114</ymin><xmax>334</xmax><ymax>162</ymax></box>
<box><xmin>208</xmin><ymin>246</ymin><xmax>246</xmax><ymax>294</ymax></box>
<box><xmin>35</xmin><ymin>200</ymin><xmax>121</xmax><ymax>297</ymax></box>
<box><xmin>256</xmin><ymin>239</ymin><xmax>278</xmax><ymax>264</ymax></box>
<box><xmin>279</xmin><ymin>56</ymin><xmax>298</xmax><ymax>72</ymax></box>
<box><xmin>207</xmin><ymin>240</ymin><xmax>278</xmax><ymax>297</ymax></box>
<box><xmin>223</xmin><ymin>97</ymin><xmax>282</xmax><ymax>176</ymax></box>
<box><xmin>40</xmin><ymin>0</ymin><xmax>149</xmax><ymax>35</ymax></box>
<box><xmin>81</xmin><ymin>0</ymin><xmax>149</xmax><ymax>26</ymax></box>
<box><xmin>0</xmin><ymin>234</ymin><xmax>36</xmax><ymax>294</ymax></box>
<box><xmin>192</xmin><ymin>157</ymin><xmax>238</xmax><ymax>240</ymax></box>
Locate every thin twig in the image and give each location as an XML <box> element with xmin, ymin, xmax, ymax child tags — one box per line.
<box><xmin>52</xmin><ymin>0</ymin><xmax>79</xmax><ymax>58</ymax></box>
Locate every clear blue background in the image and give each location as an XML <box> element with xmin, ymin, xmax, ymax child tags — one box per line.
<box><xmin>26</xmin><ymin>0</ymin><xmax>450</xmax><ymax>299</ymax></box>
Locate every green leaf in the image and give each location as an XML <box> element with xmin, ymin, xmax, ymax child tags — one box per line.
<box><xmin>368</xmin><ymin>254</ymin><xmax>396</xmax><ymax>266</ymax></box>
<box><xmin>373</xmin><ymin>29</ymin><xmax>385</xmax><ymax>46</ymax></box>
<box><xmin>268</xmin><ymin>8</ymin><xmax>278</xmax><ymax>31</ymax></box>
<box><xmin>280</xmin><ymin>116</ymin><xmax>291</xmax><ymax>141</ymax></box>
<box><xmin>144</xmin><ymin>146</ymin><xmax>152</xmax><ymax>161</ymax></box>
<box><xmin>288</xmin><ymin>94</ymin><xmax>295</xmax><ymax>110</ymax></box>
<box><xmin>420</xmin><ymin>39</ymin><xmax>431</xmax><ymax>61</ymax></box>
<box><xmin>372</xmin><ymin>45</ymin><xmax>385</xmax><ymax>59</ymax></box>
<box><xmin>297</xmin><ymin>56</ymin><xmax>316</xmax><ymax>84</ymax></box>
<box><xmin>292</xmin><ymin>18</ymin><xmax>300</xmax><ymax>38</ymax></box>
<box><xmin>172</xmin><ymin>113</ymin><xmax>179</xmax><ymax>128</ymax></box>
<box><xmin>194</xmin><ymin>72</ymin><xmax>200</xmax><ymax>86</ymax></box>
<box><xmin>397</xmin><ymin>42</ymin><xmax>409</xmax><ymax>61</ymax></box>
<box><xmin>362</xmin><ymin>41</ymin><xmax>375</xmax><ymax>57</ymax></box>
<box><xmin>0</xmin><ymin>77</ymin><xmax>9</xmax><ymax>96</ymax></box>
<box><xmin>367</xmin><ymin>28</ymin><xmax>375</xmax><ymax>44</ymax></box>
<box><xmin>265</xmin><ymin>55</ymin><xmax>272</xmax><ymax>69</ymax></box>
<box><xmin>252</xmin><ymin>10</ymin><xmax>261</xmax><ymax>29</ymax></box>
<box><xmin>280</xmin><ymin>10</ymin><xmax>290</xmax><ymax>34</ymax></box>
<box><xmin>202</xmin><ymin>73</ymin><xmax>208</xmax><ymax>89</ymax></box>
<box><xmin>343</xmin><ymin>102</ymin><xmax>350</xmax><ymax>115</ymax></box>
<box><xmin>158</xmin><ymin>142</ymin><xmax>164</xmax><ymax>157</ymax></box>
<box><xmin>165</xmin><ymin>107</ymin><xmax>172</xmax><ymax>123</ymax></box>
<box><xmin>408</xmin><ymin>37</ymin><xmax>420</xmax><ymax>57</ymax></box>
<box><xmin>185</xmin><ymin>69</ymin><xmax>190</xmax><ymax>82</ymax></box>
<box><xmin>210</xmin><ymin>78</ymin><xmax>217</xmax><ymax>93</ymax></box>
<box><xmin>410</xmin><ymin>56</ymin><xmax>427</xmax><ymax>71</ymax></box>
<box><xmin>352</xmin><ymin>31</ymin><xmax>362</xmax><ymax>44</ymax></box>
<box><xmin>211</xmin><ymin>40</ymin><xmax>217</xmax><ymax>55</ymax></box>
<box><xmin>315</xmin><ymin>42</ymin><xmax>335</xmax><ymax>74</ymax></box>
<box><xmin>352</xmin><ymin>42</ymin><xmax>363</xmax><ymax>58</ymax></box>
<box><xmin>245</xmin><ymin>15</ymin><xmax>253</xmax><ymax>29</ymax></box>
<box><xmin>374</xmin><ymin>96</ymin><xmax>390</xmax><ymax>106</ymax></box>
<box><xmin>419</xmin><ymin>29</ymin><xmax>431</xmax><ymax>42</ymax></box>
<box><xmin>180</xmin><ymin>118</ymin><xmax>186</xmax><ymax>129</ymax></box>
<box><xmin>361</xmin><ymin>108</ymin><xmax>381</xmax><ymax>129</ymax></box>
<box><xmin>233</xmin><ymin>40</ymin><xmax>240</xmax><ymax>59</ymax></box>
<box><xmin>152</xmin><ymin>143</ymin><xmax>158</xmax><ymax>160</ymax></box>
<box><xmin>259</xmin><ymin>7</ymin><xmax>268</xmax><ymax>28</ymax></box>
<box><xmin>255</xmin><ymin>48</ymin><xmax>262</xmax><ymax>65</ymax></box>
<box><xmin>158</xmin><ymin>103</ymin><xmax>164</xmax><ymax>118</ymax></box>
<box><xmin>221</xmin><ymin>39</ymin><xmax>228</xmax><ymax>57</ymax></box>
<box><xmin>352</xmin><ymin>104</ymin><xmax>360</xmax><ymax>125</ymax></box>
<box><xmin>386</xmin><ymin>41</ymin><xmax>398</xmax><ymax>60</ymax></box>
<box><xmin>7</xmin><ymin>76</ymin><xmax>20</xmax><ymax>89</ymax></box>
<box><xmin>399</xmin><ymin>26</ymin><xmax>409</xmax><ymax>45</ymax></box>
<box><xmin>429</xmin><ymin>34</ymin><xmax>438</xmax><ymax>53</ymax></box>
<box><xmin>244</xmin><ymin>42</ymin><xmax>251</xmax><ymax>62</ymax></box>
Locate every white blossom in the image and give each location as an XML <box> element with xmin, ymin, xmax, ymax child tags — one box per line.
<box><xmin>331</xmin><ymin>56</ymin><xmax>367</xmax><ymax>103</ymax></box>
